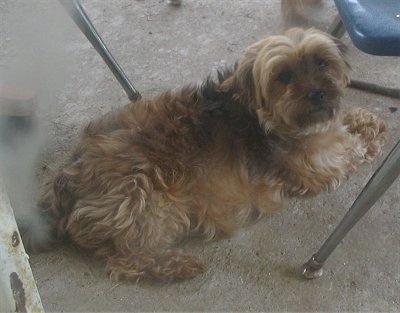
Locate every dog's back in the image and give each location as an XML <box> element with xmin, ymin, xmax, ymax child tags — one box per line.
<box><xmin>24</xmin><ymin>67</ymin><xmax>265</xmax><ymax>252</ymax></box>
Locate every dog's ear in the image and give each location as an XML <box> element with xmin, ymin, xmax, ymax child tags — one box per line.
<box><xmin>297</xmin><ymin>27</ymin><xmax>351</xmax><ymax>87</ymax></box>
<box><xmin>220</xmin><ymin>38</ymin><xmax>271</xmax><ymax>110</ymax></box>
<box><xmin>235</xmin><ymin>57</ymin><xmax>256</xmax><ymax>101</ymax></box>
<box><xmin>330</xmin><ymin>34</ymin><xmax>351</xmax><ymax>86</ymax></box>
<box><xmin>305</xmin><ymin>28</ymin><xmax>351</xmax><ymax>86</ymax></box>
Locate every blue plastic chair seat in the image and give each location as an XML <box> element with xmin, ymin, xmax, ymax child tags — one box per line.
<box><xmin>334</xmin><ymin>0</ymin><xmax>400</xmax><ymax>56</ymax></box>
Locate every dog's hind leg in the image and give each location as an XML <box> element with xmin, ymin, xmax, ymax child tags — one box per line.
<box><xmin>64</xmin><ymin>173</ymin><xmax>205</xmax><ymax>282</ymax></box>
<box><xmin>106</xmin><ymin>249</ymin><xmax>206</xmax><ymax>282</ymax></box>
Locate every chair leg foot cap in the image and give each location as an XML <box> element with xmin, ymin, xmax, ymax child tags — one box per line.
<box><xmin>302</xmin><ymin>255</ymin><xmax>324</xmax><ymax>280</ymax></box>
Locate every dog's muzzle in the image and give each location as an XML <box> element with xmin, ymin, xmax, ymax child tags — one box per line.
<box><xmin>308</xmin><ymin>89</ymin><xmax>326</xmax><ymax>107</ymax></box>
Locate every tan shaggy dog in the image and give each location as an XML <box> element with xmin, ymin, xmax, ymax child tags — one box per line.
<box><xmin>32</xmin><ymin>28</ymin><xmax>387</xmax><ymax>282</ymax></box>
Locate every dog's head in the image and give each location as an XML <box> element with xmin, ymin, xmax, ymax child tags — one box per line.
<box><xmin>233</xmin><ymin>28</ymin><xmax>350</xmax><ymax>134</ymax></box>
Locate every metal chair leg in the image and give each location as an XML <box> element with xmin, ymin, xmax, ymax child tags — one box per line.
<box><xmin>328</xmin><ymin>14</ymin><xmax>346</xmax><ymax>38</ymax></box>
<box><xmin>58</xmin><ymin>0</ymin><xmax>141</xmax><ymax>101</ymax></box>
<box><xmin>303</xmin><ymin>139</ymin><xmax>400</xmax><ymax>279</ymax></box>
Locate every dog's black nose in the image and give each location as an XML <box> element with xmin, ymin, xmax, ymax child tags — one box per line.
<box><xmin>308</xmin><ymin>89</ymin><xmax>325</xmax><ymax>106</ymax></box>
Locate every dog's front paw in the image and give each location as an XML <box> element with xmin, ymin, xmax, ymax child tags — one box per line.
<box><xmin>343</xmin><ymin>108</ymin><xmax>388</xmax><ymax>161</ymax></box>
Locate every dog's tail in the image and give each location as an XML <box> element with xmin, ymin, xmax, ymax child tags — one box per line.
<box><xmin>19</xmin><ymin>172</ymin><xmax>73</xmax><ymax>253</ymax></box>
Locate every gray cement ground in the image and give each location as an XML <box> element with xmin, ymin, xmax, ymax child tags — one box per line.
<box><xmin>1</xmin><ymin>0</ymin><xmax>400</xmax><ymax>311</ymax></box>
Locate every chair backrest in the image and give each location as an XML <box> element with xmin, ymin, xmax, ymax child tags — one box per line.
<box><xmin>334</xmin><ymin>0</ymin><xmax>400</xmax><ymax>56</ymax></box>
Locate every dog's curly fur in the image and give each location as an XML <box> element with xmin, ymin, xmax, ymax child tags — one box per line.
<box><xmin>32</xmin><ymin>28</ymin><xmax>387</xmax><ymax>282</ymax></box>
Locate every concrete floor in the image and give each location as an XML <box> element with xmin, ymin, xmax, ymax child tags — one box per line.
<box><xmin>1</xmin><ymin>0</ymin><xmax>400</xmax><ymax>311</ymax></box>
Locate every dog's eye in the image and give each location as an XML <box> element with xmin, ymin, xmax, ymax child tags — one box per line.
<box><xmin>278</xmin><ymin>69</ymin><xmax>293</xmax><ymax>84</ymax></box>
<box><xmin>315</xmin><ymin>58</ymin><xmax>328</xmax><ymax>70</ymax></box>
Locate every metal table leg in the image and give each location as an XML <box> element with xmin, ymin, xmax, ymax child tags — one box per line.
<box><xmin>58</xmin><ymin>0</ymin><xmax>141</xmax><ymax>101</ymax></box>
<box><xmin>303</xmin><ymin>139</ymin><xmax>400</xmax><ymax>279</ymax></box>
